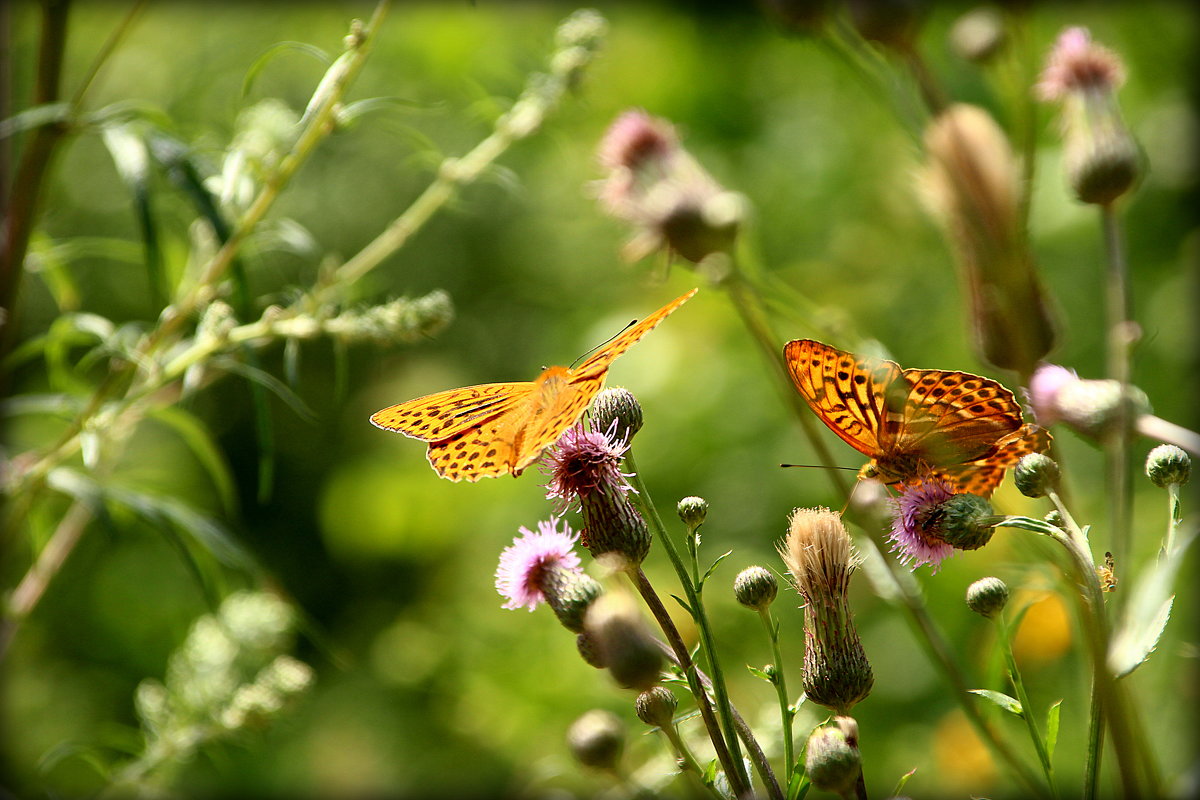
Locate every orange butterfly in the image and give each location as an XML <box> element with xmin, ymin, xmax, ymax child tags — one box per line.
<box><xmin>784</xmin><ymin>339</ymin><xmax>1050</xmax><ymax>497</ymax></box>
<box><xmin>371</xmin><ymin>289</ymin><xmax>697</xmax><ymax>481</ymax></box>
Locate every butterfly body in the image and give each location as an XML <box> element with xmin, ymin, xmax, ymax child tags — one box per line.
<box><xmin>784</xmin><ymin>339</ymin><xmax>1050</xmax><ymax>497</ymax></box>
<box><xmin>371</xmin><ymin>289</ymin><xmax>697</xmax><ymax>481</ymax></box>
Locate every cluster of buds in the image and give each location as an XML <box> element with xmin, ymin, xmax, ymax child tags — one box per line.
<box><xmin>596</xmin><ymin>110</ymin><xmax>746</xmax><ymax>264</ymax></box>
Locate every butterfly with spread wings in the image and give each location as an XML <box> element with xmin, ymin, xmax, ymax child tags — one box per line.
<box><xmin>371</xmin><ymin>289</ymin><xmax>696</xmax><ymax>482</ymax></box>
<box><xmin>784</xmin><ymin>339</ymin><xmax>1050</xmax><ymax>497</ymax></box>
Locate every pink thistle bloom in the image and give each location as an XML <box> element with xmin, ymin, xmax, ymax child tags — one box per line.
<box><xmin>1036</xmin><ymin>26</ymin><xmax>1126</xmax><ymax>102</ymax></box>
<box><xmin>495</xmin><ymin>518</ymin><xmax>582</xmax><ymax>611</ymax></box>
<box><xmin>1027</xmin><ymin>363</ymin><xmax>1080</xmax><ymax>426</ymax></box>
<box><xmin>889</xmin><ymin>480</ymin><xmax>958</xmax><ymax>572</ymax></box>
<box><xmin>543</xmin><ymin>422</ymin><xmax>634</xmax><ymax>510</ymax></box>
<box><xmin>598</xmin><ymin>109</ymin><xmax>678</xmax><ymax>172</ymax></box>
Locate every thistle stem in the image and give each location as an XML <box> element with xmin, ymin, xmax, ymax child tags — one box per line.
<box><xmin>757</xmin><ymin>607</ymin><xmax>795</xmax><ymax>778</ymax></box>
<box><xmin>625</xmin><ymin>450</ymin><xmax>751</xmax><ymax>796</ymax></box>
<box><xmin>1100</xmin><ymin>203</ymin><xmax>1135</xmax><ymax>603</ymax></box>
<box><xmin>630</xmin><ymin>568</ymin><xmax>749</xmax><ymax>799</ymax></box>
<box><xmin>658</xmin><ymin>722</ymin><xmax>722</xmax><ymax>799</ymax></box>
<box><xmin>995</xmin><ymin>612</ymin><xmax>1057</xmax><ymax>795</ymax></box>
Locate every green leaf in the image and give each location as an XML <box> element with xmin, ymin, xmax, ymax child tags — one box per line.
<box><xmin>1046</xmin><ymin>700</ymin><xmax>1062</xmax><ymax>763</ymax></box>
<box><xmin>242</xmin><ymin>41</ymin><xmax>332</xmax><ymax>97</ymax></box>
<box><xmin>894</xmin><ymin>768</ymin><xmax>918</xmax><ymax>795</ymax></box>
<box><xmin>1109</xmin><ymin>527</ymin><xmax>1197</xmax><ymax>677</ymax></box>
<box><xmin>747</xmin><ymin>664</ymin><xmax>772</xmax><ymax>682</ymax></box>
<box><xmin>969</xmin><ymin>689</ymin><xmax>1023</xmax><ymax>717</ymax></box>
<box><xmin>994</xmin><ymin>515</ymin><xmax>1061</xmax><ymax>536</ymax></box>
<box><xmin>670</xmin><ymin>594</ymin><xmax>694</xmax><ymax>617</ymax></box>
<box><xmin>787</xmin><ymin>767</ymin><xmax>808</xmax><ymax>800</ymax></box>
<box><xmin>101</xmin><ymin>123</ymin><xmax>166</xmax><ymax>307</ymax></box>
<box><xmin>700</xmin><ymin>549</ymin><xmax>733</xmax><ymax>585</ymax></box>
<box><xmin>335</xmin><ymin>96</ymin><xmax>428</xmax><ymax>128</ymax></box>
<box><xmin>147</xmin><ymin>405</ymin><xmax>238</xmax><ymax>516</ymax></box>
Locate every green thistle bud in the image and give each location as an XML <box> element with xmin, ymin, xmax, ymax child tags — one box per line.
<box><xmin>541</xmin><ymin>569</ymin><xmax>604</xmax><ymax>633</ymax></box>
<box><xmin>734</xmin><ymin>566</ymin><xmax>778</xmax><ymax>611</ymax></box>
<box><xmin>634</xmin><ymin>686</ymin><xmax>678</xmax><ymax>728</ymax></box>
<box><xmin>805</xmin><ymin>719</ymin><xmax>862</xmax><ymax>796</ymax></box>
<box><xmin>585</xmin><ymin>594</ymin><xmax>663</xmax><ymax>690</ymax></box>
<box><xmin>1146</xmin><ymin>444</ymin><xmax>1190</xmax><ymax>488</ymax></box>
<box><xmin>591</xmin><ymin>387</ymin><xmax>643</xmax><ymax>441</ymax></box>
<box><xmin>576</xmin><ymin>631</ymin><xmax>606</xmax><ymax>669</ymax></box>
<box><xmin>677</xmin><ymin>496</ymin><xmax>709</xmax><ymax>529</ymax></box>
<box><xmin>567</xmin><ymin>709</ymin><xmax>625</xmax><ymax>771</ymax></box>
<box><xmin>966</xmin><ymin>576</ymin><xmax>1010</xmax><ymax>619</ymax></box>
<box><xmin>928</xmin><ymin>493</ymin><xmax>996</xmax><ymax>551</ymax></box>
<box><xmin>1015</xmin><ymin>453</ymin><xmax>1061</xmax><ymax>498</ymax></box>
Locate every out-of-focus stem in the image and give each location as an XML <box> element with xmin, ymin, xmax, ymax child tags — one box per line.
<box><xmin>995</xmin><ymin>612</ymin><xmax>1057</xmax><ymax>795</ymax></box>
<box><xmin>757</xmin><ymin>607</ymin><xmax>795</xmax><ymax>778</ymax></box>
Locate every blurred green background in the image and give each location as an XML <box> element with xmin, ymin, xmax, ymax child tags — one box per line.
<box><xmin>3</xmin><ymin>1</ymin><xmax>1197</xmax><ymax>798</ymax></box>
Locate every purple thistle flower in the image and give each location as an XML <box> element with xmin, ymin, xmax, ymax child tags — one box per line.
<box><xmin>495</xmin><ymin>518</ymin><xmax>582</xmax><ymax>611</ymax></box>
<box><xmin>1036</xmin><ymin>27</ymin><xmax>1125</xmax><ymax>102</ymax></box>
<box><xmin>889</xmin><ymin>480</ymin><xmax>958</xmax><ymax>572</ymax></box>
<box><xmin>543</xmin><ymin>422</ymin><xmax>634</xmax><ymax>511</ymax></box>
<box><xmin>1027</xmin><ymin>363</ymin><xmax>1079</xmax><ymax>426</ymax></box>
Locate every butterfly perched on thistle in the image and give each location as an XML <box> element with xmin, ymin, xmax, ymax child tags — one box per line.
<box><xmin>370</xmin><ymin>289</ymin><xmax>697</xmax><ymax>482</ymax></box>
<box><xmin>784</xmin><ymin>339</ymin><xmax>1050</xmax><ymax>497</ymax></box>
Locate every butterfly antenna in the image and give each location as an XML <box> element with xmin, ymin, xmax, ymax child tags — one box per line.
<box><xmin>779</xmin><ymin>463</ymin><xmax>861</xmax><ymax>513</ymax></box>
<box><xmin>569</xmin><ymin>320</ymin><xmax>637</xmax><ymax>368</ymax></box>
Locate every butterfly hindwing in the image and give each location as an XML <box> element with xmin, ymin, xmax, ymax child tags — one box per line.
<box><xmin>370</xmin><ymin>382</ymin><xmax>532</xmax><ymax>442</ymax></box>
<box><xmin>425</xmin><ymin>417</ymin><xmax>516</xmax><ymax>482</ymax></box>
<box><xmin>784</xmin><ymin>339</ymin><xmax>901</xmax><ymax>457</ymax></box>
<box><xmin>894</xmin><ymin>369</ymin><xmax>1024</xmax><ymax>465</ymax></box>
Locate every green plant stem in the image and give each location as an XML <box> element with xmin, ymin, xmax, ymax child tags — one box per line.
<box><xmin>631</xmin><ymin>569</ymin><xmax>749</xmax><ymax>800</ymax></box>
<box><xmin>625</xmin><ymin>450</ymin><xmax>750</xmax><ymax>796</ymax></box>
<box><xmin>1165</xmin><ymin>484</ymin><xmax>1181</xmax><ymax>556</ymax></box>
<box><xmin>995</xmin><ymin>612</ymin><xmax>1057</xmax><ymax>795</ymax></box>
<box><xmin>720</xmin><ymin>262</ymin><xmax>850</xmax><ymax>499</ymax></box>
<box><xmin>658</xmin><ymin>722</ymin><xmax>722</xmax><ymax>799</ymax></box>
<box><xmin>1100</xmin><ymin>203</ymin><xmax>1135</xmax><ymax>608</ymax></box>
<box><xmin>757</xmin><ymin>607</ymin><xmax>795</xmax><ymax>778</ymax></box>
<box><xmin>1044</xmin><ymin>489</ymin><xmax>1154</xmax><ymax>798</ymax></box>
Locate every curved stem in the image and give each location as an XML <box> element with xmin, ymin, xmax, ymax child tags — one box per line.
<box><xmin>625</xmin><ymin>450</ymin><xmax>750</xmax><ymax>796</ymax></box>
<box><xmin>658</xmin><ymin>723</ymin><xmax>722</xmax><ymax>799</ymax></box>
<box><xmin>631</xmin><ymin>569</ymin><xmax>748</xmax><ymax>799</ymax></box>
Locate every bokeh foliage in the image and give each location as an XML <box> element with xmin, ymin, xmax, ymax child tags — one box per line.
<box><xmin>2</xmin><ymin>1</ymin><xmax>1196</xmax><ymax>798</ymax></box>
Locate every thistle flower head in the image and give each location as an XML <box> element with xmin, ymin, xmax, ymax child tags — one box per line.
<box><xmin>889</xmin><ymin>481</ymin><xmax>996</xmax><ymax>572</ymax></box>
<box><xmin>779</xmin><ymin>508</ymin><xmax>873</xmax><ymax>714</ymax></box>
<box><xmin>1014</xmin><ymin>453</ymin><xmax>1061</xmax><ymax>498</ymax></box>
<box><xmin>1037</xmin><ymin>27</ymin><xmax>1140</xmax><ymax>205</ymax></box>
<box><xmin>597</xmin><ymin>109</ymin><xmax>743</xmax><ymax>263</ymax></box>
<box><xmin>677</xmin><ymin>495</ymin><xmax>709</xmax><ymax>529</ymax></box>
<box><xmin>544</xmin><ymin>422</ymin><xmax>633</xmax><ymax>510</ymax></box>
<box><xmin>1036</xmin><ymin>27</ymin><xmax>1125</xmax><ymax>102</ymax></box>
<box><xmin>495</xmin><ymin>518</ymin><xmax>583</xmax><ymax>612</ymax></box>
<box><xmin>590</xmin><ymin>387</ymin><xmax>644</xmax><ymax>442</ymax></box>
<box><xmin>1028</xmin><ymin>363</ymin><xmax>1150</xmax><ymax>439</ymax></box>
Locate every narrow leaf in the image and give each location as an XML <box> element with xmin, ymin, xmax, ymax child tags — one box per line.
<box><xmin>1046</xmin><ymin>700</ymin><xmax>1062</xmax><ymax>763</ymax></box>
<box><xmin>747</xmin><ymin>665</ymin><xmax>772</xmax><ymax>682</ymax></box>
<box><xmin>147</xmin><ymin>405</ymin><xmax>238</xmax><ymax>516</ymax></box>
<box><xmin>0</xmin><ymin>102</ymin><xmax>72</xmax><ymax>139</ymax></box>
<box><xmin>969</xmin><ymin>689</ymin><xmax>1024</xmax><ymax>717</ymax></box>
<box><xmin>242</xmin><ymin>41</ymin><xmax>332</xmax><ymax>97</ymax></box>
<box><xmin>701</xmin><ymin>549</ymin><xmax>733</xmax><ymax>584</ymax></box>
<box><xmin>670</xmin><ymin>594</ymin><xmax>694</xmax><ymax>617</ymax></box>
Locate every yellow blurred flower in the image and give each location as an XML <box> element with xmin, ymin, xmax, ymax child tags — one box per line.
<box><xmin>1012</xmin><ymin>591</ymin><xmax>1073</xmax><ymax>666</ymax></box>
<box><xmin>933</xmin><ymin>709</ymin><xmax>996</xmax><ymax>791</ymax></box>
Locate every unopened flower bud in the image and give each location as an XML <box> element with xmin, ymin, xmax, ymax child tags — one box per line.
<box><xmin>541</xmin><ymin>570</ymin><xmax>604</xmax><ymax>633</ymax></box>
<box><xmin>567</xmin><ymin>709</ymin><xmax>625</xmax><ymax>771</ymax></box>
<box><xmin>932</xmin><ymin>493</ymin><xmax>996</xmax><ymax>551</ymax></box>
<box><xmin>576</xmin><ymin>631</ymin><xmax>605</xmax><ymax>669</ymax></box>
<box><xmin>1146</xmin><ymin>444</ymin><xmax>1190</xmax><ymax>488</ymax></box>
<box><xmin>634</xmin><ymin>686</ymin><xmax>678</xmax><ymax>728</ymax></box>
<box><xmin>580</xmin><ymin>490</ymin><xmax>651</xmax><ymax>565</ymax></box>
<box><xmin>1029</xmin><ymin>364</ymin><xmax>1150</xmax><ymax>439</ymax></box>
<box><xmin>805</xmin><ymin>721</ymin><xmax>862</xmax><ymax>796</ymax></box>
<box><xmin>591</xmin><ymin>387</ymin><xmax>643</xmax><ymax>441</ymax></box>
<box><xmin>585</xmin><ymin>594</ymin><xmax>663</xmax><ymax>690</ymax></box>
<box><xmin>677</xmin><ymin>496</ymin><xmax>709</xmax><ymax>529</ymax></box>
<box><xmin>734</xmin><ymin>566</ymin><xmax>778</xmax><ymax>611</ymax></box>
<box><xmin>966</xmin><ymin>576</ymin><xmax>1010</xmax><ymax>619</ymax></box>
<box><xmin>1014</xmin><ymin>453</ymin><xmax>1061</xmax><ymax>498</ymax></box>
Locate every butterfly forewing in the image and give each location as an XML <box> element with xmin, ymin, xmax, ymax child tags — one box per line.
<box><xmin>784</xmin><ymin>339</ymin><xmax>901</xmax><ymax>456</ymax></box>
<box><xmin>370</xmin><ymin>382</ymin><xmax>532</xmax><ymax>442</ymax></box>
<box><xmin>575</xmin><ymin>289</ymin><xmax>698</xmax><ymax>376</ymax></box>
